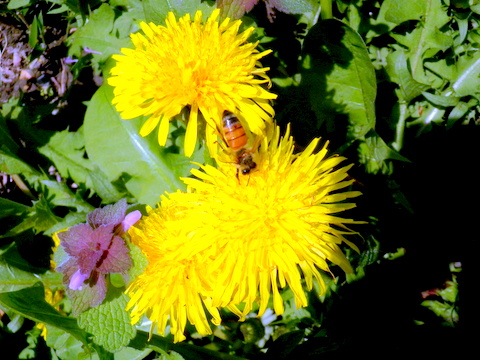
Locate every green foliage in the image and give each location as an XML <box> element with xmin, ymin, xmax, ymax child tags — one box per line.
<box><xmin>77</xmin><ymin>294</ymin><xmax>136</xmax><ymax>352</ymax></box>
<box><xmin>83</xmin><ymin>84</ymin><xmax>200</xmax><ymax>206</ymax></box>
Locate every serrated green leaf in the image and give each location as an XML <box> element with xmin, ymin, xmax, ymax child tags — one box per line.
<box><xmin>302</xmin><ymin>19</ymin><xmax>376</xmax><ymax>140</ymax></box>
<box><xmin>358</xmin><ymin>131</ymin><xmax>410</xmax><ymax>175</ymax></box>
<box><xmin>389</xmin><ymin>0</ymin><xmax>452</xmax><ymax>81</ymax></box>
<box><xmin>77</xmin><ymin>294</ymin><xmax>136</xmax><ymax>352</ymax></box>
<box><xmin>0</xmin><ymin>150</ymin><xmax>93</xmax><ymax>214</ymax></box>
<box><xmin>421</xmin><ymin>300</ymin><xmax>458</xmax><ymax>325</ymax></box>
<box><xmin>386</xmin><ymin>51</ymin><xmax>429</xmax><ymax>103</ymax></box>
<box><xmin>38</xmin><ymin>129</ymin><xmax>93</xmax><ymax>186</ymax></box>
<box><xmin>0</xmin><ymin>196</ymin><xmax>61</xmax><ymax>238</ymax></box>
<box><xmin>84</xmin><ymin>84</ymin><xmax>192</xmax><ymax>206</ymax></box>
<box><xmin>68</xmin><ymin>3</ymin><xmax>131</xmax><ymax>62</ymax></box>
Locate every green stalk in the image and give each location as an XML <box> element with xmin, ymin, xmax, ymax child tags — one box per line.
<box><xmin>320</xmin><ymin>0</ymin><xmax>333</xmax><ymax>20</ymax></box>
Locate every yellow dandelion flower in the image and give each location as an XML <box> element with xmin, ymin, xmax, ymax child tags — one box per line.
<box><xmin>178</xmin><ymin>123</ymin><xmax>364</xmax><ymax>319</ymax></box>
<box><xmin>126</xmin><ymin>202</ymin><xmax>222</xmax><ymax>343</ymax></box>
<box><xmin>126</xmin><ymin>123</ymin><xmax>364</xmax><ymax>342</ymax></box>
<box><xmin>108</xmin><ymin>9</ymin><xmax>277</xmax><ymax>157</ymax></box>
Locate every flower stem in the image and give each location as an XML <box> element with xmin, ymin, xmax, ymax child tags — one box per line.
<box><xmin>320</xmin><ymin>0</ymin><xmax>333</xmax><ymax>20</ymax></box>
<box><xmin>392</xmin><ymin>102</ymin><xmax>408</xmax><ymax>152</ymax></box>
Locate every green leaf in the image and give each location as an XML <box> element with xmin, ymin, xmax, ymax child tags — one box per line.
<box><xmin>0</xmin><ymin>150</ymin><xmax>93</xmax><ymax>214</ymax></box>
<box><xmin>422</xmin><ymin>92</ymin><xmax>461</xmax><ymax>107</ymax></box>
<box><xmin>269</xmin><ymin>0</ymin><xmax>316</xmax><ymax>14</ymax></box>
<box><xmin>143</xmin><ymin>0</ymin><xmax>215</xmax><ymax>24</ymax></box>
<box><xmin>44</xmin><ymin>325</ymin><xmax>96</xmax><ymax>360</ymax></box>
<box><xmin>0</xmin><ymin>195</ymin><xmax>61</xmax><ymax>238</ymax></box>
<box><xmin>6</xmin><ymin>0</ymin><xmax>32</xmax><ymax>9</ymax></box>
<box><xmin>0</xmin><ymin>257</ymin><xmax>61</xmax><ymax>292</ymax></box>
<box><xmin>38</xmin><ymin>129</ymin><xmax>93</xmax><ymax>186</ymax></box>
<box><xmin>358</xmin><ymin>131</ymin><xmax>410</xmax><ymax>175</ymax></box>
<box><xmin>0</xmin><ymin>284</ymin><xmax>87</xmax><ymax>342</ymax></box>
<box><xmin>113</xmin><ymin>347</ymin><xmax>152</xmax><ymax>360</ymax></box>
<box><xmin>388</xmin><ymin>0</ymin><xmax>452</xmax><ymax>81</ymax></box>
<box><xmin>385</xmin><ymin>50</ymin><xmax>429</xmax><ymax>103</ymax></box>
<box><xmin>84</xmin><ymin>84</ymin><xmax>191</xmax><ymax>206</ymax></box>
<box><xmin>265</xmin><ymin>330</ymin><xmax>305</xmax><ymax>358</ymax></box>
<box><xmin>68</xmin><ymin>3</ymin><xmax>131</xmax><ymax>63</ymax></box>
<box><xmin>28</xmin><ymin>15</ymin><xmax>39</xmax><ymax>48</ymax></box>
<box><xmin>302</xmin><ymin>19</ymin><xmax>376</xmax><ymax>140</ymax></box>
<box><xmin>38</xmin><ymin>128</ymin><xmax>125</xmax><ymax>203</ymax></box>
<box><xmin>380</xmin><ymin>0</ymin><xmax>427</xmax><ymax>24</ymax></box>
<box><xmin>78</xmin><ymin>293</ymin><xmax>136</xmax><ymax>352</ymax></box>
<box><xmin>0</xmin><ymin>198</ymin><xmax>29</xmax><ymax>220</ymax></box>
<box><xmin>159</xmin><ymin>351</ymin><xmax>185</xmax><ymax>360</ymax></box>
<box><xmin>452</xmin><ymin>52</ymin><xmax>480</xmax><ymax>97</ymax></box>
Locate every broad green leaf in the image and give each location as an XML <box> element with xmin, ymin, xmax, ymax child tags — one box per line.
<box><xmin>302</xmin><ymin>19</ymin><xmax>376</xmax><ymax>140</ymax></box>
<box><xmin>84</xmin><ymin>84</ymin><xmax>192</xmax><ymax>206</ymax></box>
<box><xmin>0</xmin><ymin>285</ymin><xmax>76</xmax><ymax>335</ymax></box>
<box><xmin>0</xmin><ymin>284</ymin><xmax>111</xmax><ymax>357</ymax></box>
<box><xmin>143</xmin><ymin>0</ymin><xmax>215</xmax><ymax>24</ymax></box>
<box><xmin>78</xmin><ymin>294</ymin><xmax>136</xmax><ymax>352</ymax></box>
<box><xmin>380</xmin><ymin>0</ymin><xmax>427</xmax><ymax>24</ymax></box>
<box><xmin>6</xmin><ymin>0</ymin><xmax>32</xmax><ymax>9</ymax></box>
<box><xmin>0</xmin><ymin>255</ymin><xmax>62</xmax><ymax>292</ymax></box>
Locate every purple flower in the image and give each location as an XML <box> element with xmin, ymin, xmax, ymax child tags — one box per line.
<box><xmin>56</xmin><ymin>199</ymin><xmax>141</xmax><ymax>314</ymax></box>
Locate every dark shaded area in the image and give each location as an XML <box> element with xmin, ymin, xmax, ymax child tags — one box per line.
<box><xmin>301</xmin><ymin>122</ymin><xmax>478</xmax><ymax>358</ymax></box>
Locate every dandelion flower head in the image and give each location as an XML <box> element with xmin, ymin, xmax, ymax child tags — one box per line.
<box><xmin>126</xmin><ymin>124</ymin><xmax>364</xmax><ymax>342</ymax></box>
<box><xmin>180</xmin><ymin>124</ymin><xmax>364</xmax><ymax>318</ymax></box>
<box><xmin>126</xmin><ymin>202</ymin><xmax>223</xmax><ymax>343</ymax></box>
<box><xmin>108</xmin><ymin>9</ymin><xmax>277</xmax><ymax>157</ymax></box>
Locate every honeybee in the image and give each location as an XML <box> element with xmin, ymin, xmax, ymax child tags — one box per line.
<box><xmin>221</xmin><ymin>110</ymin><xmax>257</xmax><ymax>176</ymax></box>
